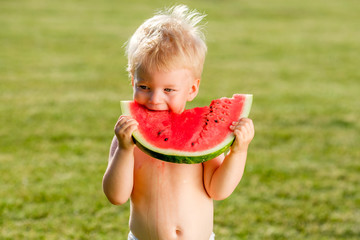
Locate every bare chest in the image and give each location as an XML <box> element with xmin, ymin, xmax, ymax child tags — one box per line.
<box><xmin>130</xmin><ymin>148</ymin><xmax>214</xmax><ymax>239</ymax></box>
<box><xmin>132</xmin><ymin>147</ymin><xmax>205</xmax><ymax>200</ymax></box>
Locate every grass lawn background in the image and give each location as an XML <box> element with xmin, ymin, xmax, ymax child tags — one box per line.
<box><xmin>1</xmin><ymin>0</ymin><xmax>359</xmax><ymax>239</ymax></box>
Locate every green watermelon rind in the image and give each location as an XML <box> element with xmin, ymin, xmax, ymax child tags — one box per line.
<box><xmin>120</xmin><ymin>94</ymin><xmax>252</xmax><ymax>164</ymax></box>
<box><xmin>132</xmin><ymin>136</ymin><xmax>234</xmax><ymax>164</ymax></box>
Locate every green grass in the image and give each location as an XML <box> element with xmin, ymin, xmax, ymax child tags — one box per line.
<box><xmin>1</xmin><ymin>0</ymin><xmax>359</xmax><ymax>239</ymax></box>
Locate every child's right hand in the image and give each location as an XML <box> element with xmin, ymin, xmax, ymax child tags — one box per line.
<box><xmin>114</xmin><ymin>115</ymin><xmax>138</xmax><ymax>150</ymax></box>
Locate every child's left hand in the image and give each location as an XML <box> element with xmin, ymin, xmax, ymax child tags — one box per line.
<box><xmin>229</xmin><ymin>118</ymin><xmax>255</xmax><ymax>153</ymax></box>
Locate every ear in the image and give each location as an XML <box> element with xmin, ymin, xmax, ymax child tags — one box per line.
<box><xmin>131</xmin><ymin>74</ymin><xmax>134</xmax><ymax>87</ymax></box>
<box><xmin>187</xmin><ymin>78</ymin><xmax>200</xmax><ymax>101</ymax></box>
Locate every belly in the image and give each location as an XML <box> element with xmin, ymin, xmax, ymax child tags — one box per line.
<box><xmin>129</xmin><ymin>148</ymin><xmax>214</xmax><ymax>240</ymax></box>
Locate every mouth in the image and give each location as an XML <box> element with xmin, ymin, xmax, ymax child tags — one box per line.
<box><xmin>145</xmin><ymin>104</ymin><xmax>169</xmax><ymax>112</ymax></box>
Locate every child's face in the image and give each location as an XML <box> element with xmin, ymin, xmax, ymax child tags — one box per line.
<box><xmin>132</xmin><ymin>68</ymin><xmax>199</xmax><ymax>114</ymax></box>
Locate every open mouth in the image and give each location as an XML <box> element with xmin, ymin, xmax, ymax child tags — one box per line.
<box><xmin>145</xmin><ymin>105</ymin><xmax>169</xmax><ymax>112</ymax></box>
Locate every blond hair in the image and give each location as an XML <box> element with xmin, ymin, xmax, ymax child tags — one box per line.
<box><xmin>125</xmin><ymin>5</ymin><xmax>207</xmax><ymax>78</ymax></box>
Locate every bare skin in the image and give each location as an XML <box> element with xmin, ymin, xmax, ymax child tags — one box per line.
<box><xmin>102</xmin><ymin>68</ymin><xmax>254</xmax><ymax>240</ymax></box>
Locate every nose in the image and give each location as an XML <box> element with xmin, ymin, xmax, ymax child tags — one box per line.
<box><xmin>149</xmin><ymin>90</ymin><xmax>162</xmax><ymax>104</ymax></box>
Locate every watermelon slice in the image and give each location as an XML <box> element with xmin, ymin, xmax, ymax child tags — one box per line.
<box><xmin>121</xmin><ymin>94</ymin><xmax>252</xmax><ymax>164</ymax></box>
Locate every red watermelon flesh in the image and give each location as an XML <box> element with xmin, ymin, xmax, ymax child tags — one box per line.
<box><xmin>121</xmin><ymin>94</ymin><xmax>252</xmax><ymax>163</ymax></box>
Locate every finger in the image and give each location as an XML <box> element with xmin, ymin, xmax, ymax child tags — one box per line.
<box><xmin>123</xmin><ymin>122</ymin><xmax>138</xmax><ymax>136</ymax></box>
<box><xmin>115</xmin><ymin>116</ymin><xmax>128</xmax><ymax>128</ymax></box>
<box><xmin>244</xmin><ymin>119</ymin><xmax>254</xmax><ymax>136</ymax></box>
<box><xmin>232</xmin><ymin>118</ymin><xmax>250</xmax><ymax>126</ymax></box>
<box><xmin>121</xmin><ymin>119</ymin><xmax>138</xmax><ymax>131</ymax></box>
<box><xmin>233</xmin><ymin>128</ymin><xmax>242</xmax><ymax>138</ymax></box>
<box><xmin>230</xmin><ymin>118</ymin><xmax>253</xmax><ymax>131</ymax></box>
<box><xmin>115</xmin><ymin>122</ymin><xmax>138</xmax><ymax>142</ymax></box>
<box><xmin>235</xmin><ymin>121</ymin><xmax>253</xmax><ymax>138</ymax></box>
<box><xmin>239</xmin><ymin>118</ymin><xmax>253</xmax><ymax>130</ymax></box>
<box><xmin>115</xmin><ymin>119</ymin><xmax>138</xmax><ymax>134</ymax></box>
<box><xmin>117</xmin><ymin>115</ymin><xmax>130</xmax><ymax>124</ymax></box>
<box><xmin>233</xmin><ymin>121</ymin><xmax>249</xmax><ymax>132</ymax></box>
<box><xmin>235</xmin><ymin>127</ymin><xmax>247</xmax><ymax>139</ymax></box>
<box><xmin>115</xmin><ymin>116</ymin><xmax>136</xmax><ymax>129</ymax></box>
<box><xmin>118</xmin><ymin>115</ymin><xmax>132</xmax><ymax>121</ymax></box>
<box><xmin>230</xmin><ymin>121</ymin><xmax>245</xmax><ymax>131</ymax></box>
<box><xmin>238</xmin><ymin>117</ymin><xmax>251</xmax><ymax>122</ymax></box>
<box><xmin>240</xmin><ymin>125</ymin><xmax>250</xmax><ymax>137</ymax></box>
<box><xmin>234</xmin><ymin>129</ymin><xmax>246</xmax><ymax>145</ymax></box>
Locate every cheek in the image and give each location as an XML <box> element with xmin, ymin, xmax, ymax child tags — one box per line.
<box><xmin>168</xmin><ymin>94</ymin><xmax>187</xmax><ymax>113</ymax></box>
<box><xmin>133</xmin><ymin>90</ymin><xmax>146</xmax><ymax>103</ymax></box>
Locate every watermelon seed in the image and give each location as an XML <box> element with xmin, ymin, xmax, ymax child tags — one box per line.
<box><xmin>214</xmin><ymin>120</ymin><xmax>218</xmax><ymax>123</ymax></box>
<box><xmin>191</xmin><ymin>142</ymin><xmax>195</xmax><ymax>146</ymax></box>
<box><xmin>164</xmin><ymin>138</ymin><xmax>168</xmax><ymax>141</ymax></box>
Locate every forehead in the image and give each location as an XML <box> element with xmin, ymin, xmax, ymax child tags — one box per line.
<box><xmin>134</xmin><ymin>68</ymin><xmax>194</xmax><ymax>85</ymax></box>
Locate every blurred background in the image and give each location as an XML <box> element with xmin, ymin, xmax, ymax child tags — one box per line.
<box><xmin>1</xmin><ymin>0</ymin><xmax>359</xmax><ymax>239</ymax></box>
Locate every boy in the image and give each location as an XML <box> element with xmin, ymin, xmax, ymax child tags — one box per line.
<box><xmin>102</xmin><ymin>5</ymin><xmax>254</xmax><ymax>240</ymax></box>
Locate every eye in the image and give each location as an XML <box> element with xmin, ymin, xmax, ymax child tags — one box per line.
<box><xmin>138</xmin><ymin>85</ymin><xmax>149</xmax><ymax>90</ymax></box>
<box><xmin>164</xmin><ymin>88</ymin><xmax>174</xmax><ymax>93</ymax></box>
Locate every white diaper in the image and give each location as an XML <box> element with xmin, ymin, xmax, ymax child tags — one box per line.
<box><xmin>128</xmin><ymin>231</ymin><xmax>138</xmax><ymax>240</ymax></box>
<box><xmin>128</xmin><ymin>231</ymin><xmax>215</xmax><ymax>239</ymax></box>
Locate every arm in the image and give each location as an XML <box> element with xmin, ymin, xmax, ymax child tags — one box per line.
<box><xmin>102</xmin><ymin>116</ymin><xmax>138</xmax><ymax>205</ymax></box>
<box><xmin>203</xmin><ymin>118</ymin><xmax>254</xmax><ymax>200</ymax></box>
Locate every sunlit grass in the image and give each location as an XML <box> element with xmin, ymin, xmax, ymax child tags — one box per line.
<box><xmin>1</xmin><ymin>0</ymin><xmax>359</xmax><ymax>239</ymax></box>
